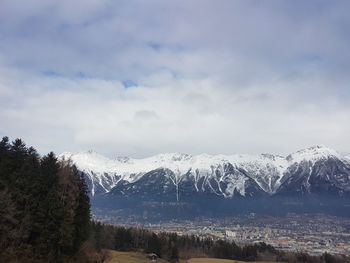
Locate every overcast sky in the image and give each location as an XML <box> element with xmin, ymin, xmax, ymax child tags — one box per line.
<box><xmin>1</xmin><ymin>0</ymin><xmax>350</xmax><ymax>158</ymax></box>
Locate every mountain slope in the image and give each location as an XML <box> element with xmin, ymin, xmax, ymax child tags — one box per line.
<box><xmin>278</xmin><ymin>147</ymin><xmax>350</xmax><ymax>196</ymax></box>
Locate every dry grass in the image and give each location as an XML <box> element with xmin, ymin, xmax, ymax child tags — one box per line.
<box><xmin>187</xmin><ymin>258</ymin><xmax>237</xmax><ymax>263</ymax></box>
<box><xmin>104</xmin><ymin>251</ymin><xmax>278</xmax><ymax>263</ymax></box>
<box><xmin>187</xmin><ymin>259</ymin><xmax>277</xmax><ymax>263</ymax></box>
<box><xmin>104</xmin><ymin>250</ymin><xmax>168</xmax><ymax>263</ymax></box>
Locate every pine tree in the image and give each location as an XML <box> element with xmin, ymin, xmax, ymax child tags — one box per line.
<box><xmin>168</xmin><ymin>241</ymin><xmax>179</xmax><ymax>263</ymax></box>
<box><xmin>72</xmin><ymin>166</ymin><xmax>91</xmax><ymax>251</ymax></box>
<box><xmin>147</xmin><ymin>233</ymin><xmax>162</xmax><ymax>257</ymax></box>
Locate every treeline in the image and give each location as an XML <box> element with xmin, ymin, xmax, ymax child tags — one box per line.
<box><xmin>0</xmin><ymin>137</ymin><xmax>90</xmax><ymax>263</ymax></box>
<box><xmin>89</xmin><ymin>222</ymin><xmax>348</xmax><ymax>263</ymax></box>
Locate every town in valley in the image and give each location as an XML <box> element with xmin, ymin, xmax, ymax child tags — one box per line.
<box><xmin>94</xmin><ymin>209</ymin><xmax>350</xmax><ymax>256</ymax></box>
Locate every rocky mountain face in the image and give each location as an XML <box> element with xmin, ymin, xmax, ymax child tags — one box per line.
<box><xmin>60</xmin><ymin>146</ymin><xmax>350</xmax><ymax>201</ymax></box>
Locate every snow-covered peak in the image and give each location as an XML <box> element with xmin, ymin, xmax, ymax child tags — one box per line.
<box><xmin>58</xmin><ymin>151</ymin><xmax>118</xmax><ymax>173</ymax></box>
<box><xmin>148</xmin><ymin>152</ymin><xmax>193</xmax><ymax>162</ymax></box>
<box><xmin>286</xmin><ymin>145</ymin><xmax>341</xmax><ymax>163</ymax></box>
<box><xmin>60</xmin><ymin>151</ymin><xmax>279</xmax><ymax>176</ymax></box>
<box><xmin>60</xmin><ymin>146</ymin><xmax>345</xmax><ymax>175</ymax></box>
<box><xmin>59</xmin><ymin>146</ymin><xmax>349</xmax><ymax>196</ymax></box>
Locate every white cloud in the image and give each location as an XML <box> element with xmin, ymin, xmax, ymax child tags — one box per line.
<box><xmin>0</xmin><ymin>0</ymin><xmax>350</xmax><ymax>157</ymax></box>
<box><xmin>1</xmin><ymin>66</ymin><xmax>349</xmax><ymax>157</ymax></box>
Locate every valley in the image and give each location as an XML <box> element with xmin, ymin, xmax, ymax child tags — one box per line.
<box><xmin>95</xmin><ymin>213</ymin><xmax>350</xmax><ymax>256</ymax></box>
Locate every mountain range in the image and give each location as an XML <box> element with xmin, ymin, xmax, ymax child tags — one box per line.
<box><xmin>60</xmin><ymin>146</ymin><xmax>350</xmax><ymax>203</ymax></box>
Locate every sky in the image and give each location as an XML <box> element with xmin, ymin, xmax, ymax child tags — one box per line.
<box><xmin>1</xmin><ymin>0</ymin><xmax>350</xmax><ymax>158</ymax></box>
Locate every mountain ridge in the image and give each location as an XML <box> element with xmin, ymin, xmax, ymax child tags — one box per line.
<box><xmin>59</xmin><ymin>145</ymin><xmax>350</xmax><ymax>199</ymax></box>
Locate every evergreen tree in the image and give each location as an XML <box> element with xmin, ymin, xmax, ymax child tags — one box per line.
<box><xmin>0</xmin><ymin>137</ymin><xmax>91</xmax><ymax>262</ymax></box>
<box><xmin>147</xmin><ymin>233</ymin><xmax>162</xmax><ymax>257</ymax></box>
<box><xmin>72</xmin><ymin>167</ymin><xmax>91</xmax><ymax>251</ymax></box>
<box><xmin>168</xmin><ymin>241</ymin><xmax>179</xmax><ymax>263</ymax></box>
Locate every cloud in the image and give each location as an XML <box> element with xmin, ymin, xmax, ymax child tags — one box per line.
<box><xmin>0</xmin><ymin>0</ymin><xmax>350</xmax><ymax>157</ymax></box>
<box><xmin>134</xmin><ymin>110</ymin><xmax>159</xmax><ymax>121</ymax></box>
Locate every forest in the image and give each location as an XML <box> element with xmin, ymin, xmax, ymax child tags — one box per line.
<box><xmin>0</xmin><ymin>136</ymin><xmax>348</xmax><ymax>263</ymax></box>
<box><xmin>0</xmin><ymin>136</ymin><xmax>90</xmax><ymax>262</ymax></box>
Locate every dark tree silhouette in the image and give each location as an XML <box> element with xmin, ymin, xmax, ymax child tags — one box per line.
<box><xmin>0</xmin><ymin>137</ymin><xmax>91</xmax><ymax>263</ymax></box>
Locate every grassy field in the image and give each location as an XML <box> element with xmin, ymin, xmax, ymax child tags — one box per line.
<box><xmin>104</xmin><ymin>250</ymin><xmax>168</xmax><ymax>263</ymax></box>
<box><xmin>186</xmin><ymin>259</ymin><xmax>277</xmax><ymax>263</ymax></box>
<box><xmin>186</xmin><ymin>258</ymin><xmax>244</xmax><ymax>263</ymax></box>
<box><xmin>104</xmin><ymin>250</ymin><xmax>277</xmax><ymax>263</ymax></box>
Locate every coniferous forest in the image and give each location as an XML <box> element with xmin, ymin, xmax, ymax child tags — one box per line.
<box><xmin>0</xmin><ymin>137</ymin><xmax>348</xmax><ymax>263</ymax></box>
<box><xmin>0</xmin><ymin>137</ymin><xmax>90</xmax><ymax>262</ymax></box>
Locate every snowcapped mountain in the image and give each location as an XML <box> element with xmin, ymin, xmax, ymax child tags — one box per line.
<box><xmin>279</xmin><ymin>146</ymin><xmax>350</xmax><ymax>196</ymax></box>
<box><xmin>59</xmin><ymin>145</ymin><xmax>350</xmax><ymax>200</ymax></box>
